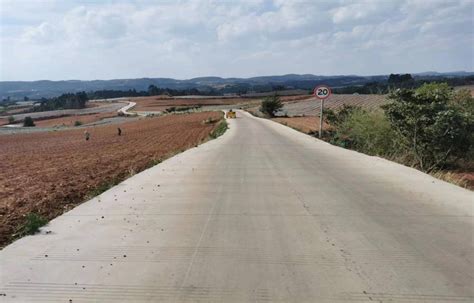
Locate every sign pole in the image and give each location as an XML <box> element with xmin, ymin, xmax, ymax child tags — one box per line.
<box><xmin>319</xmin><ymin>99</ymin><xmax>324</xmax><ymax>138</ymax></box>
<box><xmin>314</xmin><ymin>84</ymin><xmax>331</xmax><ymax>139</ymax></box>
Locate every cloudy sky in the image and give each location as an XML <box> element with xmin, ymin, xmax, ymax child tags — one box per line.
<box><xmin>0</xmin><ymin>0</ymin><xmax>472</xmax><ymax>81</ymax></box>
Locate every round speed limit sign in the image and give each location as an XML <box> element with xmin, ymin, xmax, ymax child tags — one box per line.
<box><xmin>314</xmin><ymin>85</ymin><xmax>331</xmax><ymax>99</ymax></box>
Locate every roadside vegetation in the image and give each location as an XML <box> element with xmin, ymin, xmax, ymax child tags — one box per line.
<box><xmin>324</xmin><ymin>83</ymin><xmax>473</xmax><ymax>188</ymax></box>
<box><xmin>15</xmin><ymin>213</ymin><xmax>47</xmax><ymax>238</ymax></box>
<box><xmin>210</xmin><ymin>119</ymin><xmax>228</xmax><ymax>139</ymax></box>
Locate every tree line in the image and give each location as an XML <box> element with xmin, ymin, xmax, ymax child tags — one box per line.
<box><xmin>33</xmin><ymin>92</ymin><xmax>89</xmax><ymax>111</ymax></box>
<box><xmin>333</xmin><ymin>74</ymin><xmax>474</xmax><ymax>94</ymax></box>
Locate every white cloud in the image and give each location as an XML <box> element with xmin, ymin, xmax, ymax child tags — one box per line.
<box><xmin>0</xmin><ymin>0</ymin><xmax>472</xmax><ymax>81</ymax></box>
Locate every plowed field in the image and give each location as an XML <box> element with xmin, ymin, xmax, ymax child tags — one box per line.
<box><xmin>0</xmin><ymin>111</ymin><xmax>223</xmax><ymax>247</ymax></box>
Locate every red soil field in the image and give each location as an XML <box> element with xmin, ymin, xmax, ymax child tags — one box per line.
<box><xmin>0</xmin><ymin>111</ymin><xmax>223</xmax><ymax>247</ymax></box>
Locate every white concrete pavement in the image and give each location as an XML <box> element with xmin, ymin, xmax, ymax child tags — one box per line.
<box><xmin>0</xmin><ymin>110</ymin><xmax>473</xmax><ymax>302</ymax></box>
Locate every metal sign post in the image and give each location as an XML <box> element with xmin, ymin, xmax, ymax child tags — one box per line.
<box><xmin>319</xmin><ymin>99</ymin><xmax>324</xmax><ymax>138</ymax></box>
<box><xmin>313</xmin><ymin>85</ymin><xmax>332</xmax><ymax>138</ymax></box>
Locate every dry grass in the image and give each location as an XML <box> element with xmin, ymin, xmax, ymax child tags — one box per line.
<box><xmin>431</xmin><ymin>171</ymin><xmax>472</xmax><ymax>190</ymax></box>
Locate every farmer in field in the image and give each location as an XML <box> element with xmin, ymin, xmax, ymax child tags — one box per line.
<box><xmin>117</xmin><ymin>127</ymin><xmax>122</xmax><ymax>136</ymax></box>
<box><xmin>84</xmin><ymin>130</ymin><xmax>90</xmax><ymax>141</ymax></box>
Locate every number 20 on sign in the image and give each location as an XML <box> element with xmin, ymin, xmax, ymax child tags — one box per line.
<box><xmin>313</xmin><ymin>85</ymin><xmax>332</xmax><ymax>138</ymax></box>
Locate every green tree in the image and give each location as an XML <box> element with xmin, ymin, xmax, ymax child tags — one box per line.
<box><xmin>23</xmin><ymin>116</ymin><xmax>35</xmax><ymax>127</ymax></box>
<box><xmin>260</xmin><ymin>94</ymin><xmax>283</xmax><ymax>117</ymax></box>
<box><xmin>383</xmin><ymin>83</ymin><xmax>472</xmax><ymax>171</ymax></box>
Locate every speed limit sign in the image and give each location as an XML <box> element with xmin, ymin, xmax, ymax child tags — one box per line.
<box><xmin>313</xmin><ymin>85</ymin><xmax>331</xmax><ymax>138</ymax></box>
<box><xmin>314</xmin><ymin>85</ymin><xmax>331</xmax><ymax>99</ymax></box>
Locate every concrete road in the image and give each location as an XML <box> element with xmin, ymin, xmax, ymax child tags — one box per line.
<box><xmin>1</xmin><ymin>111</ymin><xmax>473</xmax><ymax>302</ymax></box>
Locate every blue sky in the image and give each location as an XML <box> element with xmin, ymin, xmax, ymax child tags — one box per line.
<box><xmin>0</xmin><ymin>0</ymin><xmax>473</xmax><ymax>81</ymax></box>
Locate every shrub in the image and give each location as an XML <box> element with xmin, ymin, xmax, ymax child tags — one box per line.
<box><xmin>260</xmin><ymin>94</ymin><xmax>283</xmax><ymax>117</ymax></box>
<box><xmin>329</xmin><ymin>107</ymin><xmax>401</xmax><ymax>156</ymax></box>
<box><xmin>8</xmin><ymin>116</ymin><xmax>14</xmax><ymax>124</ymax></box>
<box><xmin>23</xmin><ymin>116</ymin><xmax>35</xmax><ymax>127</ymax></box>
<box><xmin>74</xmin><ymin>120</ymin><xmax>83</xmax><ymax>126</ymax></box>
<box><xmin>384</xmin><ymin>83</ymin><xmax>473</xmax><ymax>172</ymax></box>
<box><xmin>325</xmin><ymin>105</ymin><xmax>357</xmax><ymax>128</ymax></box>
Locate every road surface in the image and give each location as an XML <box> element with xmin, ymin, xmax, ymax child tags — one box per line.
<box><xmin>1</xmin><ymin>111</ymin><xmax>473</xmax><ymax>302</ymax></box>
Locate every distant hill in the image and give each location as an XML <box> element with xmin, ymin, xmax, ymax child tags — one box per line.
<box><xmin>1</xmin><ymin>72</ymin><xmax>473</xmax><ymax>100</ymax></box>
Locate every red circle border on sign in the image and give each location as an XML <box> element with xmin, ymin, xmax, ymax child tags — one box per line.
<box><xmin>313</xmin><ymin>85</ymin><xmax>332</xmax><ymax>99</ymax></box>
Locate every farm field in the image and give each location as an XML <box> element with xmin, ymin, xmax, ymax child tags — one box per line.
<box><xmin>33</xmin><ymin>112</ymin><xmax>118</xmax><ymax>127</ymax></box>
<box><xmin>0</xmin><ymin>111</ymin><xmax>223</xmax><ymax>247</ymax></box>
<box><xmin>0</xmin><ymin>101</ymin><xmax>125</xmax><ymax>123</ymax></box>
<box><xmin>130</xmin><ymin>95</ymin><xmax>313</xmax><ymax>113</ymax></box>
<box><xmin>131</xmin><ymin>96</ymin><xmax>257</xmax><ymax>112</ymax></box>
<box><xmin>245</xmin><ymin>94</ymin><xmax>388</xmax><ymax>117</ymax></box>
<box><xmin>280</xmin><ymin>94</ymin><xmax>388</xmax><ymax>116</ymax></box>
<box><xmin>283</xmin><ymin>95</ymin><xmax>387</xmax><ymax>116</ymax></box>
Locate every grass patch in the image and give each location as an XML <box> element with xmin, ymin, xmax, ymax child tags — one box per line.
<box><xmin>16</xmin><ymin>213</ymin><xmax>48</xmax><ymax>237</ymax></box>
<box><xmin>148</xmin><ymin>158</ymin><xmax>163</xmax><ymax>167</ymax></box>
<box><xmin>86</xmin><ymin>178</ymin><xmax>121</xmax><ymax>199</ymax></box>
<box><xmin>210</xmin><ymin>119</ymin><xmax>228</xmax><ymax>139</ymax></box>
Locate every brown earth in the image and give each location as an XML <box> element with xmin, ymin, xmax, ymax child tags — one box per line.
<box><xmin>0</xmin><ymin>111</ymin><xmax>223</xmax><ymax>247</ymax></box>
<box><xmin>271</xmin><ymin>117</ymin><xmax>330</xmax><ymax>134</ymax></box>
<box><xmin>454</xmin><ymin>172</ymin><xmax>474</xmax><ymax>189</ymax></box>
<box><xmin>34</xmin><ymin>112</ymin><xmax>118</xmax><ymax>127</ymax></box>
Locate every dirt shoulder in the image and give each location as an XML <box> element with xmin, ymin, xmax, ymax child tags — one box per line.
<box><xmin>271</xmin><ymin>116</ymin><xmax>330</xmax><ymax>134</ymax></box>
<box><xmin>0</xmin><ymin>111</ymin><xmax>224</xmax><ymax>247</ymax></box>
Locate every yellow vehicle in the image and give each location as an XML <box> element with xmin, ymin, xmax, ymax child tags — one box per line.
<box><xmin>226</xmin><ymin>110</ymin><xmax>236</xmax><ymax>119</ymax></box>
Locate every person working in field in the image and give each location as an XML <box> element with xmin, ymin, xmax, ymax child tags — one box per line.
<box><xmin>117</xmin><ymin>127</ymin><xmax>122</xmax><ymax>136</ymax></box>
<box><xmin>84</xmin><ymin>130</ymin><xmax>90</xmax><ymax>141</ymax></box>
